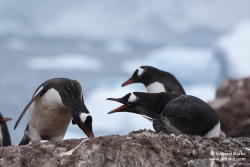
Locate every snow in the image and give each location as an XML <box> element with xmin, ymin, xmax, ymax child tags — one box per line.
<box><xmin>28</xmin><ymin>55</ymin><xmax>101</xmax><ymax>71</ymax></box>
<box><xmin>121</xmin><ymin>47</ymin><xmax>220</xmax><ymax>84</ymax></box>
<box><xmin>184</xmin><ymin>84</ymin><xmax>216</xmax><ymax>102</ymax></box>
<box><xmin>217</xmin><ymin>21</ymin><xmax>250</xmax><ymax>78</ymax></box>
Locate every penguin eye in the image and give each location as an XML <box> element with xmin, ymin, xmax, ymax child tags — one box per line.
<box><xmin>80</xmin><ymin>121</ymin><xmax>84</xmax><ymax>125</ymax></box>
<box><xmin>138</xmin><ymin>75</ymin><xmax>142</xmax><ymax>78</ymax></box>
<box><xmin>127</xmin><ymin>101</ymin><xmax>132</xmax><ymax>105</ymax></box>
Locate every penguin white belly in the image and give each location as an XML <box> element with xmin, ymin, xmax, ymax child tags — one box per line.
<box><xmin>206</xmin><ymin>122</ymin><xmax>220</xmax><ymax>137</ymax></box>
<box><xmin>146</xmin><ymin>82</ymin><xmax>165</xmax><ymax>93</ymax></box>
<box><xmin>0</xmin><ymin>125</ymin><xmax>2</xmax><ymax>146</ymax></box>
<box><xmin>28</xmin><ymin>88</ymin><xmax>72</xmax><ymax>141</ymax></box>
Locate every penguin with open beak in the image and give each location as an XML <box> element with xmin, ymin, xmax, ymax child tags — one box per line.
<box><xmin>107</xmin><ymin>92</ymin><xmax>220</xmax><ymax>137</ymax></box>
<box><xmin>14</xmin><ymin>78</ymin><xmax>94</xmax><ymax>145</ymax></box>
<box><xmin>122</xmin><ymin>66</ymin><xmax>186</xmax><ymax>132</ymax></box>
<box><xmin>0</xmin><ymin>113</ymin><xmax>12</xmax><ymax>146</ymax></box>
<box><xmin>122</xmin><ymin>66</ymin><xmax>186</xmax><ymax>94</ymax></box>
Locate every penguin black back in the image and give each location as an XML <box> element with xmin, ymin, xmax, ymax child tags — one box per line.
<box><xmin>160</xmin><ymin>95</ymin><xmax>219</xmax><ymax>136</ymax></box>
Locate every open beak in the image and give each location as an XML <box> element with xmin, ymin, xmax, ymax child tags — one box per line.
<box><xmin>82</xmin><ymin>127</ymin><xmax>94</xmax><ymax>138</ymax></box>
<box><xmin>122</xmin><ymin>79</ymin><xmax>135</xmax><ymax>87</ymax></box>
<box><xmin>106</xmin><ymin>98</ymin><xmax>127</xmax><ymax>114</ymax></box>
<box><xmin>1</xmin><ymin>117</ymin><xmax>12</xmax><ymax>122</ymax></box>
<box><xmin>108</xmin><ymin>105</ymin><xmax>126</xmax><ymax>114</ymax></box>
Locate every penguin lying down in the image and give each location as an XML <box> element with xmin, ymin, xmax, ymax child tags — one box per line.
<box><xmin>14</xmin><ymin>78</ymin><xmax>94</xmax><ymax>145</ymax></box>
<box><xmin>107</xmin><ymin>92</ymin><xmax>220</xmax><ymax>137</ymax></box>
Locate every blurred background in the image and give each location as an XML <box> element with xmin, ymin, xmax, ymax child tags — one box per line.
<box><xmin>1</xmin><ymin>0</ymin><xmax>250</xmax><ymax>146</ymax></box>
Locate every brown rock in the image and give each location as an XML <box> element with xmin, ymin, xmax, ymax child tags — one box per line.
<box><xmin>0</xmin><ymin>130</ymin><xmax>249</xmax><ymax>167</ymax></box>
<box><xmin>208</xmin><ymin>77</ymin><xmax>250</xmax><ymax>137</ymax></box>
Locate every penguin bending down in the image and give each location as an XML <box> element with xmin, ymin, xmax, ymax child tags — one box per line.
<box><xmin>122</xmin><ymin>66</ymin><xmax>186</xmax><ymax>94</ymax></box>
<box><xmin>107</xmin><ymin>92</ymin><xmax>220</xmax><ymax>137</ymax></box>
<box><xmin>14</xmin><ymin>78</ymin><xmax>94</xmax><ymax>145</ymax></box>
<box><xmin>0</xmin><ymin>113</ymin><xmax>12</xmax><ymax>146</ymax></box>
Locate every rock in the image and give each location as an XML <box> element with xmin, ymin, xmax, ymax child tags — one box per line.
<box><xmin>0</xmin><ymin>130</ymin><xmax>249</xmax><ymax>167</ymax></box>
<box><xmin>208</xmin><ymin>77</ymin><xmax>250</xmax><ymax>137</ymax></box>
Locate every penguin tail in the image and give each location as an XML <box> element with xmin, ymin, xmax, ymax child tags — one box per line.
<box><xmin>18</xmin><ymin>134</ymin><xmax>30</xmax><ymax>145</ymax></box>
<box><xmin>135</xmin><ymin>106</ymin><xmax>170</xmax><ymax>127</ymax></box>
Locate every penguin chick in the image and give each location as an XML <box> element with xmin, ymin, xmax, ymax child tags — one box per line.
<box><xmin>107</xmin><ymin>92</ymin><xmax>220</xmax><ymax>137</ymax></box>
<box><xmin>14</xmin><ymin>78</ymin><xmax>94</xmax><ymax>145</ymax></box>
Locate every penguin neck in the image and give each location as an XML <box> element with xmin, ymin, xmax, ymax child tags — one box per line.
<box><xmin>135</xmin><ymin>92</ymin><xmax>180</xmax><ymax>114</ymax></box>
<box><xmin>142</xmin><ymin>70</ymin><xmax>164</xmax><ymax>87</ymax></box>
<box><xmin>63</xmin><ymin>99</ymin><xmax>88</xmax><ymax>117</ymax></box>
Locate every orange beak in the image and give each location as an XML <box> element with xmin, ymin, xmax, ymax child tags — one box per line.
<box><xmin>122</xmin><ymin>79</ymin><xmax>135</xmax><ymax>87</ymax></box>
<box><xmin>108</xmin><ymin>105</ymin><xmax>126</xmax><ymax>114</ymax></box>
<box><xmin>1</xmin><ymin>118</ymin><xmax>12</xmax><ymax>122</ymax></box>
<box><xmin>83</xmin><ymin>127</ymin><xmax>94</xmax><ymax>138</ymax></box>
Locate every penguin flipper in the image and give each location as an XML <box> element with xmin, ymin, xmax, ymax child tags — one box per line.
<box><xmin>19</xmin><ymin>124</ymin><xmax>30</xmax><ymax>145</ymax></box>
<box><xmin>136</xmin><ymin>106</ymin><xmax>170</xmax><ymax>127</ymax></box>
<box><xmin>14</xmin><ymin>91</ymin><xmax>42</xmax><ymax>130</ymax></box>
<box><xmin>0</xmin><ymin>127</ymin><xmax>2</xmax><ymax>146</ymax></box>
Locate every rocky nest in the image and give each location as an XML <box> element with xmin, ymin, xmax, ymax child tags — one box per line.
<box><xmin>0</xmin><ymin>129</ymin><xmax>249</xmax><ymax>167</ymax></box>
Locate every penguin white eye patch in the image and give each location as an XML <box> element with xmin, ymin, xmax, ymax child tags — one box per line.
<box><xmin>128</xmin><ymin>93</ymin><xmax>138</xmax><ymax>103</ymax></box>
<box><xmin>80</xmin><ymin>113</ymin><xmax>91</xmax><ymax>124</ymax></box>
<box><xmin>137</xmin><ymin>68</ymin><xmax>144</xmax><ymax>77</ymax></box>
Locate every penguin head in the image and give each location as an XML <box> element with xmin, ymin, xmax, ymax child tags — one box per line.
<box><xmin>122</xmin><ymin>66</ymin><xmax>148</xmax><ymax>87</ymax></box>
<box><xmin>71</xmin><ymin>112</ymin><xmax>94</xmax><ymax>138</ymax></box>
<box><xmin>107</xmin><ymin>93</ymin><xmax>141</xmax><ymax>114</ymax></box>
<box><xmin>107</xmin><ymin>92</ymin><xmax>180</xmax><ymax>115</ymax></box>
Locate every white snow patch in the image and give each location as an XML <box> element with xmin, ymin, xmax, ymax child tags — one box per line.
<box><xmin>217</xmin><ymin>21</ymin><xmax>250</xmax><ymax>78</ymax></box>
<box><xmin>28</xmin><ymin>54</ymin><xmax>101</xmax><ymax>71</ymax></box>
<box><xmin>184</xmin><ymin>84</ymin><xmax>216</xmax><ymax>102</ymax></box>
<box><xmin>121</xmin><ymin>47</ymin><xmax>220</xmax><ymax>84</ymax></box>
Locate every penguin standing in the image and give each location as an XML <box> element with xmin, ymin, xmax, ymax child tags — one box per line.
<box><xmin>122</xmin><ymin>66</ymin><xmax>185</xmax><ymax>94</ymax></box>
<box><xmin>0</xmin><ymin>113</ymin><xmax>12</xmax><ymax>146</ymax></box>
<box><xmin>107</xmin><ymin>92</ymin><xmax>220</xmax><ymax>137</ymax></box>
<box><xmin>14</xmin><ymin>78</ymin><xmax>94</xmax><ymax>145</ymax></box>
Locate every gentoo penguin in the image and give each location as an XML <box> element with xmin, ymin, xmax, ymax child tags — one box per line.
<box><xmin>122</xmin><ymin>66</ymin><xmax>186</xmax><ymax>94</ymax></box>
<box><xmin>0</xmin><ymin>113</ymin><xmax>12</xmax><ymax>146</ymax></box>
<box><xmin>107</xmin><ymin>92</ymin><xmax>220</xmax><ymax>137</ymax></box>
<box><xmin>122</xmin><ymin>66</ymin><xmax>186</xmax><ymax>132</ymax></box>
<box><xmin>14</xmin><ymin>78</ymin><xmax>94</xmax><ymax>145</ymax></box>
